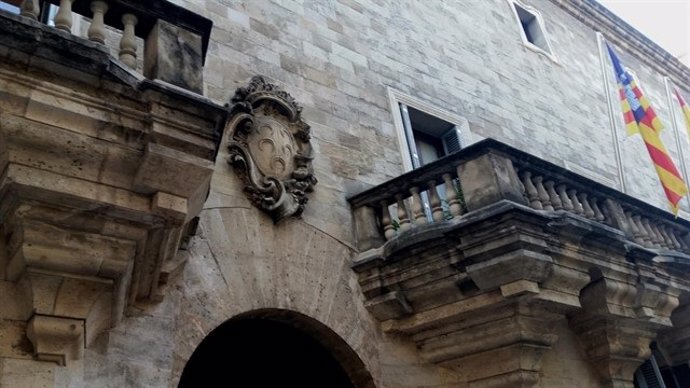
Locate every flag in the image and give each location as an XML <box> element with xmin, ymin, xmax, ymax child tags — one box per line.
<box><xmin>675</xmin><ymin>88</ymin><xmax>690</xmax><ymax>139</ymax></box>
<box><xmin>606</xmin><ymin>43</ymin><xmax>688</xmax><ymax>214</ymax></box>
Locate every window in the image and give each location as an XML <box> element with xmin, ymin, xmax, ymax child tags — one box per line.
<box><xmin>509</xmin><ymin>0</ymin><xmax>555</xmax><ymax>58</ymax></box>
<box><xmin>0</xmin><ymin>1</ymin><xmax>20</xmax><ymax>14</ymax></box>
<box><xmin>0</xmin><ymin>1</ymin><xmax>58</xmax><ymax>24</ymax></box>
<box><xmin>400</xmin><ymin>104</ymin><xmax>462</xmax><ymax>169</ymax></box>
<box><xmin>387</xmin><ymin>88</ymin><xmax>474</xmax><ymax>173</ymax></box>
<box><xmin>388</xmin><ymin>89</ymin><xmax>476</xmax><ymax>220</ymax></box>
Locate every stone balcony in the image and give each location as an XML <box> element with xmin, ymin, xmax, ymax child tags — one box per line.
<box><xmin>0</xmin><ymin>1</ymin><xmax>224</xmax><ymax>366</ymax></box>
<box><xmin>349</xmin><ymin>139</ymin><xmax>690</xmax><ymax>388</ymax></box>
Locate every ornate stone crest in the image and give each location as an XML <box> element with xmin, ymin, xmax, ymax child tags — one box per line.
<box><xmin>227</xmin><ymin>76</ymin><xmax>317</xmax><ymax>223</ymax></box>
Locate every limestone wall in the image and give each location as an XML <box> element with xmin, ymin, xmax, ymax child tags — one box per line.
<box><xmin>2</xmin><ymin>1</ymin><xmax>688</xmax><ymax>387</ymax></box>
<box><xmin>170</xmin><ymin>0</ymin><xmax>690</xmax><ymax>217</ymax></box>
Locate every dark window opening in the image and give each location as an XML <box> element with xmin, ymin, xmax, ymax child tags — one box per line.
<box><xmin>513</xmin><ymin>2</ymin><xmax>552</xmax><ymax>54</ymax></box>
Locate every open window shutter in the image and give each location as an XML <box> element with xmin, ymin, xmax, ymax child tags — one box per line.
<box><xmin>635</xmin><ymin>358</ymin><xmax>667</xmax><ymax>388</ymax></box>
<box><xmin>441</xmin><ymin>126</ymin><xmax>463</xmax><ymax>155</ymax></box>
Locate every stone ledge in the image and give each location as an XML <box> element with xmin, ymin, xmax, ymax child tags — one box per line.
<box><xmin>352</xmin><ymin>201</ymin><xmax>690</xmax><ymax>388</ymax></box>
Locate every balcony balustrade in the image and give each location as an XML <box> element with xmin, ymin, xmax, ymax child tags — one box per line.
<box><xmin>350</xmin><ymin>138</ymin><xmax>690</xmax><ymax>255</ymax></box>
<box><xmin>0</xmin><ymin>0</ymin><xmax>223</xmax><ymax>366</ymax></box>
<box><xmin>1</xmin><ymin>0</ymin><xmax>210</xmax><ymax>93</ymax></box>
<box><xmin>348</xmin><ymin>138</ymin><xmax>690</xmax><ymax>388</ymax></box>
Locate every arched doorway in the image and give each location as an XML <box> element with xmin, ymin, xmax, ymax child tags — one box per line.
<box><xmin>178</xmin><ymin>309</ymin><xmax>376</xmax><ymax>388</ymax></box>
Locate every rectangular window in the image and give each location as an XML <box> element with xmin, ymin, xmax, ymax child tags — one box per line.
<box><xmin>399</xmin><ymin>104</ymin><xmax>463</xmax><ymax>169</ymax></box>
<box><xmin>388</xmin><ymin>89</ymin><xmax>477</xmax><ymax>222</ymax></box>
<box><xmin>387</xmin><ymin>88</ymin><xmax>475</xmax><ymax>172</ymax></box>
<box><xmin>0</xmin><ymin>2</ymin><xmax>20</xmax><ymax>14</ymax></box>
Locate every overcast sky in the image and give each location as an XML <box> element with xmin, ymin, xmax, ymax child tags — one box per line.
<box><xmin>598</xmin><ymin>0</ymin><xmax>690</xmax><ymax>68</ymax></box>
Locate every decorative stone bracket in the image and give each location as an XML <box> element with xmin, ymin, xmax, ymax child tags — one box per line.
<box><xmin>0</xmin><ymin>10</ymin><xmax>226</xmax><ymax>365</ymax></box>
<box><xmin>226</xmin><ymin>76</ymin><xmax>317</xmax><ymax>223</ymax></box>
<box><xmin>27</xmin><ymin>315</ymin><xmax>85</xmax><ymax>366</ymax></box>
<box><xmin>348</xmin><ymin>140</ymin><xmax>690</xmax><ymax>388</ymax></box>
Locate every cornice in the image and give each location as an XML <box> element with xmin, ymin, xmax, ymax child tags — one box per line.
<box><xmin>549</xmin><ymin>0</ymin><xmax>690</xmax><ymax>89</ymax></box>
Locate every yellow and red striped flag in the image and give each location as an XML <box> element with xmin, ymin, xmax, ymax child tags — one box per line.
<box><xmin>675</xmin><ymin>88</ymin><xmax>690</xmax><ymax>138</ymax></box>
<box><xmin>607</xmin><ymin>43</ymin><xmax>688</xmax><ymax>215</ymax></box>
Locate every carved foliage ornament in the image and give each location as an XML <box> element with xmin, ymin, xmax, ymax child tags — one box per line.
<box><xmin>227</xmin><ymin>76</ymin><xmax>317</xmax><ymax>223</ymax></box>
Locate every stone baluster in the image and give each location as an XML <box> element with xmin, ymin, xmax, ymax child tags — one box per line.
<box><xmin>87</xmin><ymin>1</ymin><xmax>109</xmax><ymax>44</ymax></box>
<box><xmin>427</xmin><ymin>181</ymin><xmax>444</xmax><ymax>222</ymax></box>
<box><xmin>631</xmin><ymin>214</ymin><xmax>651</xmax><ymax>245</ymax></box>
<box><xmin>665</xmin><ymin>227</ymin><xmax>682</xmax><ymax>250</ymax></box>
<box><xmin>442</xmin><ymin>174</ymin><xmax>462</xmax><ymax>218</ymax></box>
<box><xmin>658</xmin><ymin>226</ymin><xmax>675</xmax><ymax>249</ymax></box>
<box><xmin>647</xmin><ymin>221</ymin><xmax>665</xmax><ymax>248</ymax></box>
<box><xmin>54</xmin><ymin>0</ymin><xmax>73</xmax><ymax>32</ymax></box>
<box><xmin>410</xmin><ymin>187</ymin><xmax>427</xmax><ymax>226</ymax></box>
<box><xmin>590</xmin><ymin>197</ymin><xmax>605</xmax><ymax>222</ymax></box>
<box><xmin>20</xmin><ymin>0</ymin><xmax>40</xmax><ymax>20</ymax></box>
<box><xmin>640</xmin><ymin>218</ymin><xmax>660</xmax><ymax>247</ymax></box>
<box><xmin>567</xmin><ymin>189</ymin><xmax>584</xmax><ymax>215</ymax></box>
<box><xmin>533</xmin><ymin>176</ymin><xmax>553</xmax><ymax>211</ymax></box>
<box><xmin>516</xmin><ymin>169</ymin><xmax>527</xmax><ymax>200</ymax></box>
<box><xmin>380</xmin><ymin>202</ymin><xmax>395</xmax><ymax>241</ymax></box>
<box><xmin>396</xmin><ymin>194</ymin><xmax>411</xmax><ymax>233</ymax></box>
<box><xmin>625</xmin><ymin>212</ymin><xmax>644</xmax><ymax>244</ymax></box>
<box><xmin>119</xmin><ymin>14</ymin><xmax>138</xmax><ymax>69</ymax></box>
<box><xmin>578</xmin><ymin>193</ymin><xmax>595</xmax><ymax>219</ymax></box>
<box><xmin>676</xmin><ymin>230</ymin><xmax>688</xmax><ymax>251</ymax></box>
<box><xmin>544</xmin><ymin>181</ymin><xmax>562</xmax><ymax>210</ymax></box>
<box><xmin>556</xmin><ymin>184</ymin><xmax>573</xmax><ymax>211</ymax></box>
<box><xmin>520</xmin><ymin>171</ymin><xmax>542</xmax><ymax>210</ymax></box>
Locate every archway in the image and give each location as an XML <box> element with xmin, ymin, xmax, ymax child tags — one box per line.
<box><xmin>178</xmin><ymin>309</ymin><xmax>376</xmax><ymax>388</ymax></box>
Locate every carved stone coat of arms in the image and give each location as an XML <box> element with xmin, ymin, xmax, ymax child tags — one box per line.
<box><xmin>226</xmin><ymin>76</ymin><xmax>317</xmax><ymax>223</ymax></box>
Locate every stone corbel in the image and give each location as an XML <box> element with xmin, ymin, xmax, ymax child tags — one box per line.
<box><xmin>657</xmin><ymin>294</ymin><xmax>690</xmax><ymax>366</ymax></box>
<box><xmin>569</xmin><ymin>274</ymin><xmax>680</xmax><ymax>388</ymax></box>
<box><xmin>26</xmin><ymin>315</ymin><xmax>85</xmax><ymax>366</ymax></box>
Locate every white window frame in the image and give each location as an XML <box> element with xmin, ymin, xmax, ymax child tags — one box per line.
<box><xmin>507</xmin><ymin>0</ymin><xmax>558</xmax><ymax>62</ymax></box>
<box><xmin>387</xmin><ymin>87</ymin><xmax>475</xmax><ymax>172</ymax></box>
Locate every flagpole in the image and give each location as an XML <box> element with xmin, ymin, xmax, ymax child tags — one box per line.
<box><xmin>664</xmin><ymin>76</ymin><xmax>690</xmax><ymax>211</ymax></box>
<box><xmin>596</xmin><ymin>32</ymin><xmax>627</xmax><ymax>193</ymax></box>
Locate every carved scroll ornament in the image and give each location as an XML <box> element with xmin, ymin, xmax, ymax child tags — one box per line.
<box><xmin>227</xmin><ymin>76</ymin><xmax>317</xmax><ymax>223</ymax></box>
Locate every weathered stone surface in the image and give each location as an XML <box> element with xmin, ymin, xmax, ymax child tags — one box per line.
<box><xmin>2</xmin><ymin>0</ymin><xmax>690</xmax><ymax>387</ymax></box>
<box><xmin>0</xmin><ymin>6</ymin><xmax>225</xmax><ymax>374</ymax></box>
<box><xmin>226</xmin><ymin>76</ymin><xmax>317</xmax><ymax>223</ymax></box>
<box><xmin>144</xmin><ymin>19</ymin><xmax>204</xmax><ymax>93</ymax></box>
<box><xmin>27</xmin><ymin>315</ymin><xmax>85</xmax><ymax>366</ymax></box>
<box><xmin>458</xmin><ymin>151</ymin><xmax>526</xmax><ymax>211</ymax></box>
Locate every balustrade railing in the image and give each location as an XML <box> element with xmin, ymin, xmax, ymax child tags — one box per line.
<box><xmin>1</xmin><ymin>0</ymin><xmax>211</xmax><ymax>93</ymax></box>
<box><xmin>349</xmin><ymin>138</ymin><xmax>690</xmax><ymax>254</ymax></box>
<box><xmin>348</xmin><ymin>151</ymin><xmax>470</xmax><ymax>249</ymax></box>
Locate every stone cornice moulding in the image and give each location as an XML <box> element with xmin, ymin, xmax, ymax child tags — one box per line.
<box><xmin>549</xmin><ymin>0</ymin><xmax>690</xmax><ymax>91</ymax></box>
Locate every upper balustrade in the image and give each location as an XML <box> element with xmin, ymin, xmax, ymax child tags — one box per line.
<box><xmin>1</xmin><ymin>0</ymin><xmax>211</xmax><ymax>93</ymax></box>
<box><xmin>349</xmin><ymin>138</ymin><xmax>690</xmax><ymax>257</ymax></box>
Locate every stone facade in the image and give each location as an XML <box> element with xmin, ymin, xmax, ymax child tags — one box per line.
<box><xmin>1</xmin><ymin>0</ymin><xmax>690</xmax><ymax>388</ymax></box>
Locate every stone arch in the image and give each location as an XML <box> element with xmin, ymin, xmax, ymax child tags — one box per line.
<box><xmin>178</xmin><ymin>308</ymin><xmax>377</xmax><ymax>388</ymax></box>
